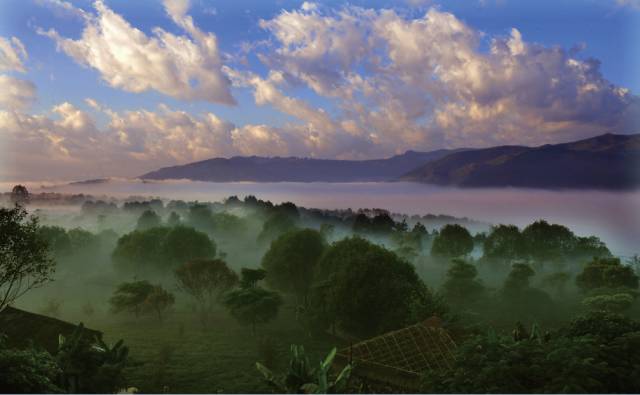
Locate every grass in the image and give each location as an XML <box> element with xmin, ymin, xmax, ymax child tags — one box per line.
<box><xmin>82</xmin><ymin>305</ymin><xmax>342</xmax><ymax>393</ymax></box>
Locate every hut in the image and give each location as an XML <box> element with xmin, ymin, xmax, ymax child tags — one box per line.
<box><xmin>334</xmin><ymin>317</ymin><xmax>456</xmax><ymax>391</ymax></box>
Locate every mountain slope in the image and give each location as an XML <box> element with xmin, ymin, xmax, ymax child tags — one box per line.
<box><xmin>140</xmin><ymin>149</ymin><xmax>464</xmax><ymax>182</ymax></box>
<box><xmin>401</xmin><ymin>133</ymin><xmax>640</xmax><ymax>189</ymax></box>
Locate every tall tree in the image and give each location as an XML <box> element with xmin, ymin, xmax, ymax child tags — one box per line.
<box><xmin>109</xmin><ymin>280</ymin><xmax>155</xmax><ymax>318</ymax></box>
<box><xmin>431</xmin><ymin>224</ymin><xmax>474</xmax><ymax>258</ymax></box>
<box><xmin>175</xmin><ymin>259</ymin><xmax>238</xmax><ymax>328</ymax></box>
<box><xmin>136</xmin><ymin>210</ymin><xmax>162</xmax><ymax>230</ymax></box>
<box><xmin>0</xmin><ymin>206</ymin><xmax>55</xmax><ymax>312</ymax></box>
<box><xmin>261</xmin><ymin>229</ymin><xmax>326</xmax><ymax>303</ymax></box>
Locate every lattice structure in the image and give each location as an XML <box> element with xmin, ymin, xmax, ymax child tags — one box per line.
<box><xmin>335</xmin><ymin>318</ymin><xmax>457</xmax><ymax>386</ymax></box>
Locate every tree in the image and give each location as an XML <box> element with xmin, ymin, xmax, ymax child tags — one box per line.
<box><xmin>10</xmin><ymin>185</ymin><xmax>29</xmax><ymax>205</ymax></box>
<box><xmin>0</xmin><ymin>205</ymin><xmax>55</xmax><ymax>312</ymax></box>
<box><xmin>223</xmin><ymin>285</ymin><xmax>283</xmax><ymax>335</ymax></box>
<box><xmin>261</xmin><ymin>229</ymin><xmax>326</xmax><ymax>302</ymax></box>
<box><xmin>483</xmin><ymin>224</ymin><xmax>524</xmax><ymax>261</ymax></box>
<box><xmin>431</xmin><ymin>224</ymin><xmax>473</xmax><ymax>258</ymax></box>
<box><xmin>144</xmin><ymin>285</ymin><xmax>175</xmax><ymax>322</ymax></box>
<box><xmin>576</xmin><ymin>257</ymin><xmax>639</xmax><ymax>293</ymax></box>
<box><xmin>258</xmin><ymin>212</ymin><xmax>298</xmax><ymax>244</ymax></box>
<box><xmin>112</xmin><ymin>226</ymin><xmax>216</xmax><ymax>273</ymax></box>
<box><xmin>312</xmin><ymin>236</ymin><xmax>444</xmax><ymax>338</ymax></box>
<box><xmin>441</xmin><ymin>259</ymin><xmax>485</xmax><ymax>307</ymax></box>
<box><xmin>0</xmin><ymin>335</ymin><xmax>62</xmax><ymax>393</ymax></box>
<box><xmin>112</xmin><ymin>227</ymin><xmax>170</xmax><ymax>273</ymax></box>
<box><xmin>175</xmin><ymin>259</ymin><xmax>238</xmax><ymax>328</ymax></box>
<box><xmin>37</xmin><ymin>225</ymin><xmax>72</xmax><ymax>258</ymax></box>
<box><xmin>240</xmin><ymin>268</ymin><xmax>267</xmax><ymax>288</ymax></box>
<box><xmin>167</xmin><ymin>211</ymin><xmax>181</xmax><ymax>227</ymax></box>
<box><xmin>162</xmin><ymin>226</ymin><xmax>217</xmax><ymax>269</ymax></box>
<box><xmin>521</xmin><ymin>220</ymin><xmax>576</xmax><ymax>263</ymax></box>
<box><xmin>109</xmin><ymin>280</ymin><xmax>155</xmax><ymax>318</ymax></box>
<box><xmin>136</xmin><ymin>210</ymin><xmax>162</xmax><ymax>230</ymax></box>
<box><xmin>503</xmin><ymin>263</ymin><xmax>535</xmax><ymax>295</ymax></box>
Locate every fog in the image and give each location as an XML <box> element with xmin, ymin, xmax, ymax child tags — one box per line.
<box><xmin>13</xmin><ymin>179</ymin><xmax>640</xmax><ymax>257</ymax></box>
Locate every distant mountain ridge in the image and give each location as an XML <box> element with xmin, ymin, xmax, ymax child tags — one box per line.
<box><xmin>140</xmin><ymin>149</ymin><xmax>465</xmax><ymax>182</ymax></box>
<box><xmin>140</xmin><ymin>133</ymin><xmax>640</xmax><ymax>189</ymax></box>
<box><xmin>400</xmin><ymin>133</ymin><xmax>640</xmax><ymax>189</ymax></box>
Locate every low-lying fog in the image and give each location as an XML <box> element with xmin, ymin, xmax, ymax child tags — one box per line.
<box><xmin>11</xmin><ymin>179</ymin><xmax>639</xmax><ymax>258</ymax></box>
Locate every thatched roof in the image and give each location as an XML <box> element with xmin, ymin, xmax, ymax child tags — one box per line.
<box><xmin>334</xmin><ymin>317</ymin><xmax>456</xmax><ymax>390</ymax></box>
<box><xmin>0</xmin><ymin>306</ymin><xmax>102</xmax><ymax>354</ymax></box>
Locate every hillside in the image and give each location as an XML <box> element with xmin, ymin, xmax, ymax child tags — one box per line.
<box><xmin>140</xmin><ymin>149</ymin><xmax>463</xmax><ymax>182</ymax></box>
<box><xmin>400</xmin><ymin>133</ymin><xmax>640</xmax><ymax>189</ymax></box>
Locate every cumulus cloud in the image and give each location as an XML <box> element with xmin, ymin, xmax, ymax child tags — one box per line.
<box><xmin>0</xmin><ymin>75</ymin><xmax>37</xmax><ymax>111</ymax></box>
<box><xmin>0</xmin><ymin>36</ymin><xmax>36</xmax><ymax>111</ymax></box>
<box><xmin>252</xmin><ymin>4</ymin><xmax>638</xmax><ymax>155</ymax></box>
<box><xmin>0</xmin><ymin>101</ymin><xmax>306</xmax><ymax>180</ymax></box>
<box><xmin>39</xmin><ymin>0</ymin><xmax>235</xmax><ymax>104</ymax></box>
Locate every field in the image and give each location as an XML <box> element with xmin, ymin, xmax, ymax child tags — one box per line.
<box><xmin>78</xmin><ymin>306</ymin><xmax>341</xmax><ymax>393</ymax></box>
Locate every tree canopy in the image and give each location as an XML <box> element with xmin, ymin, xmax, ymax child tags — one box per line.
<box><xmin>0</xmin><ymin>205</ymin><xmax>55</xmax><ymax>311</ymax></box>
<box><xmin>261</xmin><ymin>229</ymin><xmax>326</xmax><ymax>301</ymax></box>
<box><xmin>431</xmin><ymin>224</ymin><xmax>474</xmax><ymax>258</ymax></box>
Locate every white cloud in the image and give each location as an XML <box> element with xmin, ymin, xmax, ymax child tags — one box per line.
<box><xmin>251</xmin><ymin>4</ymin><xmax>638</xmax><ymax>155</ymax></box>
<box><xmin>0</xmin><ymin>75</ymin><xmax>37</xmax><ymax>111</ymax></box>
<box><xmin>39</xmin><ymin>0</ymin><xmax>235</xmax><ymax>104</ymax></box>
<box><xmin>0</xmin><ymin>102</ymin><xmax>304</xmax><ymax>180</ymax></box>
<box><xmin>0</xmin><ymin>36</ymin><xmax>28</xmax><ymax>73</ymax></box>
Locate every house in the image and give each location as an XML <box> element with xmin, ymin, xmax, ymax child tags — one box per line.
<box><xmin>334</xmin><ymin>317</ymin><xmax>456</xmax><ymax>391</ymax></box>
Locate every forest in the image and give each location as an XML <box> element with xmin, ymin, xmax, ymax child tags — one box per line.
<box><xmin>1</xmin><ymin>185</ymin><xmax>640</xmax><ymax>393</ymax></box>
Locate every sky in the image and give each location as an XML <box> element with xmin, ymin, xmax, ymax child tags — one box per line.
<box><xmin>0</xmin><ymin>0</ymin><xmax>638</xmax><ymax>181</ymax></box>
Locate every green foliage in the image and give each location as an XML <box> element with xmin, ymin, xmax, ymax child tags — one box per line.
<box><xmin>37</xmin><ymin>225</ymin><xmax>72</xmax><ymax>258</ymax></box>
<box><xmin>583</xmin><ymin>293</ymin><xmax>634</xmax><ymax>312</ymax></box>
<box><xmin>241</xmin><ymin>268</ymin><xmax>267</xmax><ymax>288</ymax></box>
<box><xmin>258</xmin><ymin>212</ymin><xmax>298</xmax><ymax>244</ymax></box>
<box><xmin>431</xmin><ymin>224</ymin><xmax>473</xmax><ymax>258</ymax></box>
<box><xmin>109</xmin><ymin>280</ymin><xmax>156</xmax><ymax>318</ymax></box>
<box><xmin>0</xmin><ymin>205</ymin><xmax>55</xmax><ymax>311</ymax></box>
<box><xmin>136</xmin><ymin>209</ymin><xmax>162</xmax><ymax>230</ymax></box>
<box><xmin>312</xmin><ymin>236</ymin><xmax>443</xmax><ymax>338</ymax></box>
<box><xmin>576</xmin><ymin>257</ymin><xmax>639</xmax><ymax>293</ymax></box>
<box><xmin>56</xmin><ymin>323</ymin><xmax>129</xmax><ymax>393</ymax></box>
<box><xmin>0</xmin><ymin>334</ymin><xmax>62</xmax><ymax>393</ymax></box>
<box><xmin>565</xmin><ymin>310</ymin><xmax>640</xmax><ymax>341</ymax></box>
<box><xmin>163</xmin><ymin>226</ymin><xmax>217</xmax><ymax>268</ymax></box>
<box><xmin>503</xmin><ymin>263</ymin><xmax>535</xmax><ymax>295</ymax></box>
<box><xmin>224</xmin><ymin>286</ymin><xmax>283</xmax><ymax>334</ymax></box>
<box><xmin>10</xmin><ymin>185</ymin><xmax>29</xmax><ymax>205</ymax></box>
<box><xmin>144</xmin><ymin>285</ymin><xmax>176</xmax><ymax>322</ymax></box>
<box><xmin>441</xmin><ymin>259</ymin><xmax>485</xmax><ymax>307</ymax></box>
<box><xmin>256</xmin><ymin>345</ymin><xmax>351</xmax><ymax>394</ymax></box>
<box><xmin>262</xmin><ymin>229</ymin><xmax>326</xmax><ymax>300</ymax></box>
<box><xmin>483</xmin><ymin>224</ymin><xmax>524</xmax><ymax>261</ymax></box>
<box><xmin>175</xmin><ymin>259</ymin><xmax>238</xmax><ymax>327</ymax></box>
<box><xmin>521</xmin><ymin>220</ymin><xmax>576</xmax><ymax>263</ymax></box>
<box><xmin>112</xmin><ymin>226</ymin><xmax>216</xmax><ymax>273</ymax></box>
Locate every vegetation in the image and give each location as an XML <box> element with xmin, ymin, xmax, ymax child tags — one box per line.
<box><xmin>0</xmin><ymin>205</ymin><xmax>55</xmax><ymax>311</ymax></box>
<box><xmin>1</xmin><ymin>188</ymin><xmax>639</xmax><ymax>393</ymax></box>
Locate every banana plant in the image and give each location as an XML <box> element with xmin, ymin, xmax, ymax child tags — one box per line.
<box><xmin>256</xmin><ymin>345</ymin><xmax>352</xmax><ymax>394</ymax></box>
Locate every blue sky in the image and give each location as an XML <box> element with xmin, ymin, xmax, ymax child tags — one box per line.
<box><xmin>0</xmin><ymin>0</ymin><xmax>638</xmax><ymax>180</ymax></box>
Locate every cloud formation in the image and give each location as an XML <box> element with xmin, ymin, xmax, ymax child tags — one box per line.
<box><xmin>39</xmin><ymin>0</ymin><xmax>235</xmax><ymax>104</ymax></box>
<box><xmin>0</xmin><ymin>36</ymin><xmax>36</xmax><ymax>111</ymax></box>
<box><xmin>251</xmin><ymin>4</ymin><xmax>638</xmax><ymax>156</ymax></box>
<box><xmin>2</xmin><ymin>2</ymin><xmax>638</xmax><ymax>180</ymax></box>
<box><xmin>0</xmin><ymin>101</ymin><xmax>300</xmax><ymax>180</ymax></box>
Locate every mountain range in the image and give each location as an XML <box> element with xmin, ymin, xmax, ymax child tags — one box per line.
<box><xmin>140</xmin><ymin>133</ymin><xmax>640</xmax><ymax>189</ymax></box>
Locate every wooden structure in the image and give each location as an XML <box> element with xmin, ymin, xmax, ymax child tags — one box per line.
<box><xmin>334</xmin><ymin>317</ymin><xmax>456</xmax><ymax>391</ymax></box>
